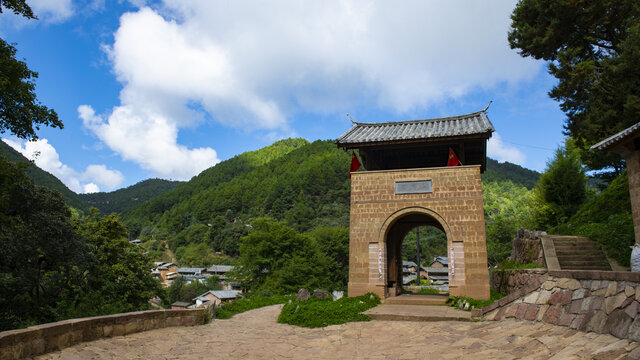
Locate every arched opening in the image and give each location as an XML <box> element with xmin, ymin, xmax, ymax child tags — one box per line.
<box><xmin>385</xmin><ymin>212</ymin><xmax>449</xmax><ymax>297</ymax></box>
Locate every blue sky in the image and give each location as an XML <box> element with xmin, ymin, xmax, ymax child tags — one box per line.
<box><xmin>1</xmin><ymin>0</ymin><xmax>566</xmax><ymax>193</ymax></box>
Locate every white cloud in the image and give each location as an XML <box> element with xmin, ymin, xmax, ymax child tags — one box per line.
<box><xmin>487</xmin><ymin>132</ymin><xmax>526</xmax><ymax>166</ymax></box>
<box><xmin>2</xmin><ymin>138</ymin><xmax>124</xmax><ymax>193</ymax></box>
<box><xmin>83</xmin><ymin>183</ymin><xmax>100</xmax><ymax>193</ymax></box>
<box><xmin>82</xmin><ymin>164</ymin><xmax>124</xmax><ymax>190</ymax></box>
<box><xmin>29</xmin><ymin>0</ymin><xmax>74</xmax><ymax>22</ymax></box>
<box><xmin>82</xmin><ymin>1</ymin><xmax>540</xmax><ymax>179</ymax></box>
<box><xmin>79</xmin><ymin>104</ymin><xmax>219</xmax><ymax>180</ymax></box>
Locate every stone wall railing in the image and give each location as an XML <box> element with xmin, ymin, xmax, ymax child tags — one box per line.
<box><xmin>476</xmin><ymin>269</ymin><xmax>640</xmax><ymax>341</ymax></box>
<box><xmin>0</xmin><ymin>308</ymin><xmax>211</xmax><ymax>360</ymax></box>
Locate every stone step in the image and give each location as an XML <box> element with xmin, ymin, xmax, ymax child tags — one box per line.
<box><xmin>363</xmin><ymin>304</ymin><xmax>471</xmax><ymax>322</ymax></box>
<box><xmin>558</xmin><ymin>259</ymin><xmax>611</xmax><ymax>266</ymax></box>
<box><xmin>558</xmin><ymin>264</ymin><xmax>612</xmax><ymax>271</ymax></box>
<box><xmin>384</xmin><ymin>294</ymin><xmax>449</xmax><ymax>306</ymax></box>
<box><xmin>556</xmin><ymin>254</ymin><xmax>608</xmax><ymax>261</ymax></box>
<box><xmin>553</xmin><ymin>244</ymin><xmax>601</xmax><ymax>251</ymax></box>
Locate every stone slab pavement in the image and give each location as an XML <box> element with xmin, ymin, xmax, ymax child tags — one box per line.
<box><xmin>36</xmin><ymin>305</ymin><xmax>640</xmax><ymax>359</ymax></box>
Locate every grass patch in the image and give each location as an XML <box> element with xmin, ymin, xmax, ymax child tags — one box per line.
<box><xmin>497</xmin><ymin>260</ymin><xmax>543</xmax><ymax>270</ymax></box>
<box><xmin>447</xmin><ymin>289</ymin><xmax>505</xmax><ymax>311</ymax></box>
<box><xmin>278</xmin><ymin>293</ymin><xmax>380</xmax><ymax>328</ymax></box>
<box><xmin>415</xmin><ymin>288</ymin><xmax>440</xmax><ymax>294</ymax></box>
<box><xmin>216</xmin><ymin>294</ymin><xmax>293</xmax><ymax>319</ymax></box>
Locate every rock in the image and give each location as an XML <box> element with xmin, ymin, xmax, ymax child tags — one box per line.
<box><xmin>606</xmin><ymin>282</ymin><xmax>618</xmax><ymax>297</ymax></box>
<box><xmin>591</xmin><ymin>296</ymin><xmax>605</xmax><ymax>311</ymax></box>
<box><xmin>542</xmin><ymin>281</ymin><xmax>556</xmax><ymax>291</ymax></box>
<box><xmin>626</xmin><ymin>286</ymin><xmax>636</xmax><ymax>297</ymax></box>
<box><xmin>523</xmin><ymin>291</ymin><xmax>539</xmax><ymax>304</ymax></box>
<box><xmin>549</xmin><ymin>290</ymin><xmax>572</xmax><ymax>305</ymax></box>
<box><xmin>536</xmin><ymin>290</ymin><xmax>553</xmax><ymax>305</ymax></box>
<box><xmin>296</xmin><ymin>288</ymin><xmax>310</xmax><ymax>301</ymax></box>
<box><xmin>572</xmin><ymin>288</ymin><xmax>586</xmax><ymax>300</ymax></box>
<box><xmin>558</xmin><ymin>313</ymin><xmax>575</xmax><ymax>327</ymax></box>
<box><xmin>543</xmin><ymin>305</ymin><xmax>562</xmax><ymax>324</ymax></box>
<box><xmin>627</xmin><ymin>317</ymin><xmax>640</xmax><ymax>341</ymax></box>
<box><xmin>524</xmin><ymin>304</ymin><xmax>538</xmax><ymax>321</ymax></box>
<box><xmin>636</xmin><ymin>287</ymin><xmax>640</xmax><ymax>301</ymax></box>
<box><xmin>313</xmin><ymin>289</ymin><xmax>330</xmax><ymax>299</ymax></box>
<box><xmin>464</xmin><ymin>302</ymin><xmax>470</xmax><ymax>311</ymax></box>
<box><xmin>605</xmin><ymin>292</ymin><xmax>628</xmax><ymax>314</ymax></box>
<box><xmin>569</xmin><ymin>299</ymin><xmax>582</xmax><ymax>314</ymax></box>
<box><xmin>570</xmin><ymin>314</ymin><xmax>584</xmax><ymax>329</ymax></box>
<box><xmin>557</xmin><ymin>278</ymin><xmax>581</xmax><ymax>290</ymax></box>
<box><xmin>536</xmin><ymin>305</ymin><xmax>549</xmax><ymax>321</ymax></box>
<box><xmin>585</xmin><ymin>311</ymin><xmax>608</xmax><ymax>334</ymax></box>
<box><xmin>626</xmin><ymin>301</ymin><xmax>640</xmax><ymax>319</ymax></box>
<box><xmin>332</xmin><ymin>290</ymin><xmax>344</xmax><ymax>301</ymax></box>
<box><xmin>580</xmin><ymin>297</ymin><xmax>592</xmax><ymax>313</ymax></box>
<box><xmin>603</xmin><ymin>309</ymin><xmax>633</xmax><ymax>339</ymax></box>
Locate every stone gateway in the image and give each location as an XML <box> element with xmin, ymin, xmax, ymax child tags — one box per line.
<box><xmin>337</xmin><ymin>107</ymin><xmax>494</xmax><ymax>300</ymax></box>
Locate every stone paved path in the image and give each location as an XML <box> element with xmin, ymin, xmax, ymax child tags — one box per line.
<box><xmin>36</xmin><ymin>305</ymin><xmax>640</xmax><ymax>359</ymax></box>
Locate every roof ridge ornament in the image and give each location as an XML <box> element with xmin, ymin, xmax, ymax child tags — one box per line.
<box><xmin>347</xmin><ymin>114</ymin><xmax>357</xmax><ymax>125</ymax></box>
<box><xmin>482</xmin><ymin>101</ymin><xmax>492</xmax><ymax>112</ymax></box>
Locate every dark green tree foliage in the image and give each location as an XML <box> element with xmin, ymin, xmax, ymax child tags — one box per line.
<box><xmin>238</xmin><ymin>218</ymin><xmax>331</xmax><ymax>294</ymax></box>
<box><xmin>0</xmin><ymin>0</ymin><xmax>36</xmax><ymax>18</ymax></box>
<box><xmin>309</xmin><ymin>226</ymin><xmax>349</xmax><ymax>290</ymax></box>
<box><xmin>509</xmin><ymin>0</ymin><xmax>640</xmax><ymax>175</ymax></box>
<box><xmin>556</xmin><ymin>171</ymin><xmax>633</xmax><ymax>265</ymax></box>
<box><xmin>483</xmin><ymin>158</ymin><xmax>541</xmax><ymax>189</ymax></box>
<box><xmin>66</xmin><ymin>210</ymin><xmax>161</xmax><ymax>317</ymax></box>
<box><xmin>0</xmin><ymin>140</ymin><xmax>88</xmax><ymax>211</ymax></box>
<box><xmin>0</xmin><ymin>38</ymin><xmax>61</xmax><ymax>140</ymax></box>
<box><xmin>0</xmin><ymin>156</ymin><xmax>88</xmax><ymax>330</ymax></box>
<box><xmin>533</xmin><ymin>145</ymin><xmax>587</xmax><ymax>228</ymax></box>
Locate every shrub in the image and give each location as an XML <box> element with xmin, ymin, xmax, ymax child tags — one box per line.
<box><xmin>278</xmin><ymin>293</ymin><xmax>380</xmax><ymax>328</ymax></box>
<box><xmin>216</xmin><ymin>294</ymin><xmax>293</xmax><ymax>319</ymax></box>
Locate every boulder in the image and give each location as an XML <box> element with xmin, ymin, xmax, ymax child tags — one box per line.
<box><xmin>313</xmin><ymin>289</ymin><xmax>330</xmax><ymax>299</ymax></box>
<box><xmin>296</xmin><ymin>288</ymin><xmax>310</xmax><ymax>301</ymax></box>
<box><xmin>332</xmin><ymin>290</ymin><xmax>344</xmax><ymax>301</ymax></box>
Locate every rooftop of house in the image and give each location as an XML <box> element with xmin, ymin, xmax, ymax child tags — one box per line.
<box><xmin>590</xmin><ymin>122</ymin><xmax>640</xmax><ymax>152</ymax></box>
<box><xmin>177</xmin><ymin>267</ymin><xmax>206</xmax><ymax>274</ymax></box>
<box><xmin>431</xmin><ymin>256</ymin><xmax>448</xmax><ymax>266</ymax></box>
<box><xmin>171</xmin><ymin>301</ymin><xmax>191</xmax><ymax>307</ymax></box>
<box><xmin>206</xmin><ymin>265</ymin><xmax>235</xmax><ymax>273</ymax></box>
<box><xmin>336</xmin><ymin>105</ymin><xmax>494</xmax><ymax>149</ymax></box>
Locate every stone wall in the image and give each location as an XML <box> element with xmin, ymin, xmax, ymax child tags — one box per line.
<box><xmin>479</xmin><ymin>269</ymin><xmax>640</xmax><ymax>341</ymax></box>
<box><xmin>491</xmin><ymin>268</ymin><xmax>547</xmax><ymax>295</ymax></box>
<box><xmin>509</xmin><ymin>229</ymin><xmax>546</xmax><ymax>265</ymax></box>
<box><xmin>348</xmin><ymin>165</ymin><xmax>490</xmax><ymax>299</ymax></box>
<box><xmin>0</xmin><ymin>308</ymin><xmax>210</xmax><ymax>360</ymax></box>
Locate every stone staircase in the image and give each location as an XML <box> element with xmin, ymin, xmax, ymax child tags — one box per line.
<box><xmin>383</xmin><ymin>293</ymin><xmax>449</xmax><ymax>306</ymax></box>
<box><xmin>551</xmin><ymin>236</ymin><xmax>612</xmax><ymax>271</ymax></box>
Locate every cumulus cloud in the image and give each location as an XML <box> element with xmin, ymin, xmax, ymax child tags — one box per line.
<box><xmin>2</xmin><ymin>138</ymin><xmax>124</xmax><ymax>193</ymax></box>
<box><xmin>82</xmin><ymin>1</ymin><xmax>539</xmax><ymax>179</ymax></box>
<box><xmin>487</xmin><ymin>132</ymin><xmax>526</xmax><ymax>166</ymax></box>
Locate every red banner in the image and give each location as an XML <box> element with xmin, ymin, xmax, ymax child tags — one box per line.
<box><xmin>349</xmin><ymin>152</ymin><xmax>361</xmax><ymax>178</ymax></box>
<box><xmin>447</xmin><ymin>148</ymin><xmax>460</xmax><ymax>167</ymax></box>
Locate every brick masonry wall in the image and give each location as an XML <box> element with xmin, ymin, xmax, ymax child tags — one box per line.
<box><xmin>480</xmin><ymin>269</ymin><xmax>640</xmax><ymax>342</ymax></box>
<box><xmin>348</xmin><ymin>165</ymin><xmax>490</xmax><ymax>299</ymax></box>
<box><xmin>0</xmin><ymin>308</ymin><xmax>210</xmax><ymax>360</ymax></box>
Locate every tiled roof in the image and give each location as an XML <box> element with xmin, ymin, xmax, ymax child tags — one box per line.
<box><xmin>177</xmin><ymin>267</ymin><xmax>205</xmax><ymax>274</ymax></box>
<box><xmin>210</xmin><ymin>290</ymin><xmax>238</xmax><ymax>299</ymax></box>
<box><xmin>337</xmin><ymin>107</ymin><xmax>494</xmax><ymax>147</ymax></box>
<box><xmin>590</xmin><ymin>122</ymin><xmax>640</xmax><ymax>151</ymax></box>
<box><xmin>206</xmin><ymin>265</ymin><xmax>235</xmax><ymax>273</ymax></box>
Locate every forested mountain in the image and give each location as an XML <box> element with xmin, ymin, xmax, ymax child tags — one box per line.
<box><xmin>0</xmin><ymin>139</ymin><xmax>89</xmax><ymax>211</ymax></box>
<box><xmin>78</xmin><ymin>179</ymin><xmax>183</xmax><ymax>215</ymax></box>
<box><xmin>484</xmin><ymin>158</ymin><xmax>540</xmax><ymax>189</ymax></box>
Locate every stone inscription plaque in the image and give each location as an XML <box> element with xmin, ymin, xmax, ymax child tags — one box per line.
<box><xmin>395</xmin><ymin>180</ymin><xmax>432</xmax><ymax>195</ymax></box>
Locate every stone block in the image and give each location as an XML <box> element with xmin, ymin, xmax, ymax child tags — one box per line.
<box><xmin>626</xmin><ymin>301</ymin><xmax>640</xmax><ymax>319</ymax></box>
<box><xmin>604</xmin><ymin>309</ymin><xmax>633</xmax><ymax>339</ymax></box>
<box><xmin>557</xmin><ymin>278</ymin><xmax>581</xmax><ymax>290</ymax></box>
<box><xmin>103</xmin><ymin>325</ymin><xmax>113</xmax><ymax>338</ymax></box>
<box><xmin>112</xmin><ymin>324</ymin><xmax>125</xmax><ymax>337</ymax></box>
<box><xmin>636</xmin><ymin>286</ymin><xmax>640</xmax><ymax>301</ymax></box>
<box><xmin>543</xmin><ymin>305</ymin><xmax>562</xmax><ymax>325</ymax></box>
<box><xmin>536</xmin><ymin>290</ymin><xmax>552</xmax><ymax>305</ymax></box>
<box><xmin>523</xmin><ymin>291</ymin><xmax>539</xmax><ymax>304</ymax></box>
<box><xmin>605</xmin><ymin>292</ymin><xmax>628</xmax><ymax>314</ymax></box>
<box><xmin>626</xmin><ymin>286</ymin><xmax>636</xmax><ymax>297</ymax></box>
<box><xmin>542</xmin><ymin>281</ymin><xmax>556</xmax><ymax>291</ymax></box>
<box><xmin>606</xmin><ymin>281</ymin><xmax>619</xmax><ymax>297</ymax></box>
<box><xmin>572</xmin><ymin>288</ymin><xmax>586</xmax><ymax>300</ymax></box>
<box><xmin>627</xmin><ymin>317</ymin><xmax>640</xmax><ymax>341</ymax></box>
<box><xmin>591</xmin><ymin>280</ymin><xmax>602</xmax><ymax>291</ymax></box>
<box><xmin>580</xmin><ymin>297</ymin><xmax>592</xmax><ymax>313</ymax></box>
<box><xmin>524</xmin><ymin>304</ymin><xmax>538</xmax><ymax>321</ymax></box>
<box><xmin>585</xmin><ymin>311</ymin><xmax>607</xmax><ymax>334</ymax></box>
<box><xmin>549</xmin><ymin>290</ymin><xmax>572</xmax><ymax>305</ymax></box>
<box><xmin>494</xmin><ymin>307</ymin><xmax>507</xmax><ymax>321</ymax></box>
<box><xmin>536</xmin><ymin>305</ymin><xmax>549</xmax><ymax>322</ymax></box>
<box><xmin>569</xmin><ymin>299</ymin><xmax>583</xmax><ymax>314</ymax></box>
<box><xmin>593</xmin><ymin>288</ymin><xmax>608</xmax><ymax>296</ymax></box>
<box><xmin>514</xmin><ymin>303</ymin><xmax>528</xmax><ymax>319</ymax></box>
<box><xmin>484</xmin><ymin>309</ymin><xmax>498</xmax><ymax>321</ymax></box>
<box><xmin>570</xmin><ymin>315</ymin><xmax>584</xmax><ymax>329</ymax></box>
<box><xmin>504</xmin><ymin>305</ymin><xmax>517</xmax><ymax>318</ymax></box>
<box><xmin>558</xmin><ymin>314</ymin><xmax>574</xmax><ymax>327</ymax></box>
<box><xmin>591</xmin><ymin>296</ymin><xmax>605</xmax><ymax>311</ymax></box>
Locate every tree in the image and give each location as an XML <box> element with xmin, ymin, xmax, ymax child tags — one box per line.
<box><xmin>0</xmin><ymin>1</ymin><xmax>62</xmax><ymax>140</ymax></box>
<box><xmin>508</xmin><ymin>0</ymin><xmax>640</xmax><ymax>176</ymax></box>
<box><xmin>533</xmin><ymin>142</ymin><xmax>587</xmax><ymax>229</ymax></box>
<box><xmin>309</xmin><ymin>226</ymin><xmax>349</xmax><ymax>290</ymax></box>
<box><xmin>0</xmin><ymin>156</ymin><xmax>89</xmax><ymax>330</ymax></box>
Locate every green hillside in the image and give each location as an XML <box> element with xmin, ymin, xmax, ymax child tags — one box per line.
<box><xmin>0</xmin><ymin>139</ymin><xmax>89</xmax><ymax>211</ymax></box>
<box><xmin>78</xmin><ymin>179</ymin><xmax>183</xmax><ymax>215</ymax></box>
<box><xmin>484</xmin><ymin>158</ymin><xmax>540</xmax><ymax>189</ymax></box>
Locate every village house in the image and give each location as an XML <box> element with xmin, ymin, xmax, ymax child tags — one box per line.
<box><xmin>194</xmin><ymin>290</ymin><xmax>239</xmax><ymax>307</ymax></box>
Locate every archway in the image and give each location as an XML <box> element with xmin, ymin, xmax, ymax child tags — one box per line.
<box><xmin>383</xmin><ymin>211</ymin><xmax>450</xmax><ymax>296</ymax></box>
